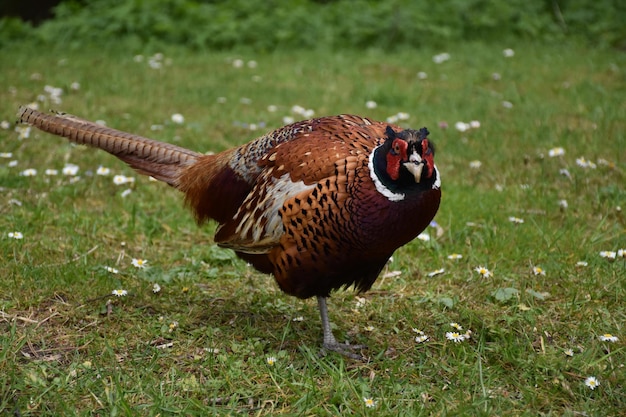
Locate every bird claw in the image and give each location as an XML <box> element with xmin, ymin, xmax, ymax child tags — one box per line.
<box><xmin>321</xmin><ymin>342</ymin><xmax>368</xmax><ymax>361</ymax></box>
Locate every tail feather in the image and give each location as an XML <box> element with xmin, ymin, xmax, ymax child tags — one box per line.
<box><xmin>17</xmin><ymin>106</ymin><xmax>201</xmax><ymax>187</ymax></box>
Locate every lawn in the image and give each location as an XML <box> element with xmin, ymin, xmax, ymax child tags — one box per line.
<box><xmin>1</xmin><ymin>40</ymin><xmax>624</xmax><ymax>415</ymax></box>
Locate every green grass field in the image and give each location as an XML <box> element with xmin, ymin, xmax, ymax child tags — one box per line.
<box><xmin>1</xmin><ymin>40</ymin><xmax>624</xmax><ymax>415</ymax></box>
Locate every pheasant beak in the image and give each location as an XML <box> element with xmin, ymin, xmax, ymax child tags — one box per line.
<box><xmin>403</xmin><ymin>154</ymin><xmax>424</xmax><ymax>183</ymax></box>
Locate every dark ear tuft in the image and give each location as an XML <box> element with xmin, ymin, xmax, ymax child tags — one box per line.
<box><xmin>418</xmin><ymin>127</ymin><xmax>429</xmax><ymax>140</ymax></box>
<box><xmin>385</xmin><ymin>125</ymin><xmax>396</xmax><ymax>140</ymax></box>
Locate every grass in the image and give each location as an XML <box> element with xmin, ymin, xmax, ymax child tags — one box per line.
<box><xmin>1</xmin><ymin>40</ymin><xmax>625</xmax><ymax>415</ymax></box>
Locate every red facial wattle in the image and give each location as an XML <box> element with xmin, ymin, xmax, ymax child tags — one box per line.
<box><xmin>386</xmin><ymin>138</ymin><xmax>408</xmax><ymax>180</ymax></box>
<box><xmin>422</xmin><ymin>139</ymin><xmax>434</xmax><ymax>178</ymax></box>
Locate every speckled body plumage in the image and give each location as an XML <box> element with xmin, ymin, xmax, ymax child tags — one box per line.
<box><xmin>18</xmin><ymin>107</ymin><xmax>441</xmax><ymax>359</ymax></box>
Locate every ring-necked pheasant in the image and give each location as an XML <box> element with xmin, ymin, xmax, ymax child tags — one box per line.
<box><xmin>17</xmin><ymin>106</ymin><xmax>441</xmax><ymax>359</ymax></box>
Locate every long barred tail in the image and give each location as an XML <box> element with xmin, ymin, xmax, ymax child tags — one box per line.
<box><xmin>17</xmin><ymin>106</ymin><xmax>201</xmax><ymax>186</ymax></box>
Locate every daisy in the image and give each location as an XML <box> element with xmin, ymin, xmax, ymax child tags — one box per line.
<box><xmin>455</xmin><ymin>121</ymin><xmax>470</xmax><ymax>132</ymax></box>
<box><xmin>365</xmin><ymin>100</ymin><xmax>377</xmax><ymax>109</ymax></box>
<box><xmin>548</xmin><ymin>147</ymin><xmax>565</xmax><ymax>157</ymax></box>
<box><xmin>292</xmin><ymin>316</ymin><xmax>304</xmax><ymax>322</ymax></box>
<box><xmin>503</xmin><ymin>48</ymin><xmax>515</xmax><ymax>57</ymax></box>
<box><xmin>618</xmin><ymin>249</ymin><xmax>625</xmax><ymax>258</ymax></box>
<box><xmin>427</xmin><ymin>268</ymin><xmax>445</xmax><ymax>277</ymax></box>
<box><xmin>62</xmin><ymin>163</ymin><xmax>79</xmax><ymax>176</ymax></box>
<box><xmin>364</xmin><ymin>325</ymin><xmax>375</xmax><ymax>332</ymax></box>
<box><xmin>96</xmin><ymin>166</ymin><xmax>111</xmax><ymax>176</ymax></box>
<box><xmin>120</xmin><ymin>189</ymin><xmax>132</xmax><ymax>198</ymax></box>
<box><xmin>171</xmin><ymin>113</ymin><xmax>185</xmax><ymax>124</ymax></box>
<box><xmin>599</xmin><ymin>251</ymin><xmax>617</xmax><ymax>260</ymax></box>
<box><xmin>168</xmin><ymin>321</ymin><xmax>179</xmax><ymax>332</ymax></box>
<box><xmin>363</xmin><ymin>397</ymin><xmax>377</xmax><ymax>408</ymax></box>
<box><xmin>45</xmin><ymin>169</ymin><xmax>58</xmax><ymax>176</ymax></box>
<box><xmin>415</xmin><ymin>334</ymin><xmax>429</xmax><ymax>343</ymax></box>
<box><xmin>104</xmin><ymin>266</ymin><xmax>119</xmax><ymax>274</ymax></box>
<box><xmin>152</xmin><ymin>283</ymin><xmax>161</xmax><ymax>293</ymax></box>
<box><xmin>447</xmin><ymin>253</ymin><xmax>463</xmax><ymax>260</ymax></box>
<box><xmin>469</xmin><ymin>120</ymin><xmax>481</xmax><ymax>129</ymax></box>
<box><xmin>8</xmin><ymin>232</ymin><xmax>24</xmax><ymax>239</ymax></box>
<box><xmin>417</xmin><ymin>71</ymin><xmax>427</xmax><ymax>79</ymax></box>
<box><xmin>501</xmin><ymin>101</ymin><xmax>513</xmax><ymax>109</ymax></box>
<box><xmin>450</xmin><ymin>322</ymin><xmax>463</xmax><ymax>330</ymax></box>
<box><xmin>474</xmin><ymin>266</ymin><xmax>493</xmax><ymax>278</ymax></box>
<box><xmin>532</xmin><ymin>266</ymin><xmax>546</xmax><ymax>276</ymax></box>
<box><xmin>445</xmin><ymin>332</ymin><xmax>466</xmax><ymax>343</ymax></box>
<box><xmin>599</xmin><ymin>334</ymin><xmax>619</xmax><ymax>342</ymax></box>
<box><xmin>508</xmin><ymin>216</ymin><xmax>524</xmax><ymax>224</ymax></box>
<box><xmin>0</xmin><ymin>152</ymin><xmax>12</xmax><ymax>158</ymax></box>
<box><xmin>112</xmin><ymin>289</ymin><xmax>127</xmax><ymax>297</ymax></box>
<box><xmin>432</xmin><ymin>52</ymin><xmax>450</xmax><ymax>64</ymax></box>
<box><xmin>564</xmin><ymin>348</ymin><xmax>574</xmax><ymax>357</ymax></box>
<box><xmin>417</xmin><ymin>232</ymin><xmax>430</xmax><ymax>241</ymax></box>
<box><xmin>576</xmin><ymin>261</ymin><xmax>588</xmax><ymax>267</ymax></box>
<box><xmin>469</xmin><ymin>160</ymin><xmax>482</xmax><ymax>169</ymax></box>
<box><xmin>266</xmin><ymin>356</ymin><xmax>277</xmax><ymax>366</ymax></box>
<box><xmin>20</xmin><ymin>168</ymin><xmax>37</xmax><ymax>176</ymax></box>
<box><xmin>584</xmin><ymin>376</ymin><xmax>599</xmax><ymax>390</ymax></box>
<box><xmin>132</xmin><ymin>258</ymin><xmax>148</xmax><ymax>269</ymax></box>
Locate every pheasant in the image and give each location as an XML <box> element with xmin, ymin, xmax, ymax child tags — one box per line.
<box><xmin>17</xmin><ymin>106</ymin><xmax>441</xmax><ymax>359</ymax></box>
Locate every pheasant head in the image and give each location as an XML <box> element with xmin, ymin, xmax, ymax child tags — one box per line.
<box><xmin>370</xmin><ymin>125</ymin><xmax>439</xmax><ymax>201</ymax></box>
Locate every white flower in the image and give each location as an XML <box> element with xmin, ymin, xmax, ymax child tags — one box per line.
<box><xmin>417</xmin><ymin>232</ymin><xmax>430</xmax><ymax>241</ymax></box>
<box><xmin>282</xmin><ymin>116</ymin><xmax>295</xmax><ymax>124</ymax></box>
<box><xmin>474</xmin><ymin>266</ymin><xmax>492</xmax><ymax>278</ymax></box>
<box><xmin>20</xmin><ymin>168</ymin><xmax>37</xmax><ymax>176</ymax></box>
<box><xmin>427</xmin><ymin>268</ymin><xmax>445</xmax><ymax>277</ymax></box>
<box><xmin>445</xmin><ymin>332</ymin><xmax>466</xmax><ymax>343</ymax></box>
<box><xmin>132</xmin><ymin>258</ymin><xmax>148</xmax><ymax>269</ymax></box>
<box><xmin>62</xmin><ymin>163</ymin><xmax>79</xmax><ymax>176</ymax></box>
<box><xmin>292</xmin><ymin>316</ymin><xmax>304</xmax><ymax>322</ymax></box>
<box><xmin>0</xmin><ymin>121</ymin><xmax>10</xmax><ymax>130</ymax></box>
<box><xmin>266</xmin><ymin>356</ymin><xmax>277</xmax><ymax>366</ymax></box>
<box><xmin>365</xmin><ymin>100</ymin><xmax>377</xmax><ymax>109</ymax></box>
<box><xmin>508</xmin><ymin>216</ymin><xmax>524</xmax><ymax>224</ymax></box>
<box><xmin>503</xmin><ymin>48</ymin><xmax>515</xmax><ymax>57</ymax></box>
<box><xmin>267</xmin><ymin>105</ymin><xmax>278</xmax><ymax>112</ymax></box>
<box><xmin>501</xmin><ymin>101</ymin><xmax>513</xmax><ymax>109</ymax></box>
<box><xmin>469</xmin><ymin>120</ymin><xmax>481</xmax><ymax>129</ymax></box>
<box><xmin>120</xmin><ymin>189</ymin><xmax>132</xmax><ymax>198</ymax></box>
<box><xmin>492</xmin><ymin>72</ymin><xmax>501</xmax><ymax>80</ymax></box>
<box><xmin>364</xmin><ymin>325</ymin><xmax>375</xmax><ymax>332</ymax></box>
<box><xmin>599</xmin><ymin>251</ymin><xmax>617</xmax><ymax>260</ymax></box>
<box><xmin>417</xmin><ymin>71</ymin><xmax>428</xmax><ymax>79</ymax></box>
<box><xmin>232</xmin><ymin>59</ymin><xmax>244</xmax><ymax>68</ymax></box>
<box><xmin>247</xmin><ymin>60</ymin><xmax>258</xmax><ymax>68</ymax></box>
<box><xmin>617</xmin><ymin>249</ymin><xmax>625</xmax><ymax>258</ymax></box>
<box><xmin>70</xmin><ymin>82</ymin><xmax>81</xmax><ymax>90</ymax></box>
<box><xmin>584</xmin><ymin>376</ymin><xmax>599</xmax><ymax>390</ymax></box>
<box><xmin>469</xmin><ymin>160</ymin><xmax>482</xmax><ymax>169</ymax></box>
<box><xmin>450</xmin><ymin>322</ymin><xmax>463</xmax><ymax>330</ymax></box>
<box><xmin>152</xmin><ymin>283</ymin><xmax>161</xmax><ymax>293</ymax></box>
<box><xmin>363</xmin><ymin>397</ymin><xmax>377</xmax><ymax>408</ymax></box>
<box><xmin>447</xmin><ymin>253</ymin><xmax>463</xmax><ymax>260</ymax></box>
<box><xmin>45</xmin><ymin>169</ymin><xmax>58</xmax><ymax>176</ymax></box>
<box><xmin>96</xmin><ymin>166</ymin><xmax>111</xmax><ymax>176</ymax></box>
<box><xmin>575</xmin><ymin>261</ymin><xmax>588</xmax><ymax>267</ymax></box>
<box><xmin>558</xmin><ymin>199</ymin><xmax>568</xmax><ymax>209</ymax></box>
<box><xmin>576</xmin><ymin>157</ymin><xmax>597</xmax><ymax>169</ymax></box>
<box><xmin>8</xmin><ymin>232</ymin><xmax>24</xmax><ymax>239</ymax></box>
<box><xmin>432</xmin><ymin>53</ymin><xmax>450</xmax><ymax>64</ymax></box>
<box><xmin>548</xmin><ymin>147</ymin><xmax>565</xmax><ymax>157</ymax></box>
<box><xmin>415</xmin><ymin>334</ymin><xmax>429</xmax><ymax>343</ymax></box>
<box><xmin>171</xmin><ymin>113</ymin><xmax>185</xmax><ymax>124</ymax></box>
<box><xmin>104</xmin><ymin>266</ymin><xmax>119</xmax><ymax>274</ymax></box>
<box><xmin>113</xmin><ymin>175</ymin><xmax>134</xmax><ymax>185</ymax></box>
<box><xmin>599</xmin><ymin>334</ymin><xmax>619</xmax><ymax>342</ymax></box>
<box><xmin>112</xmin><ymin>289</ymin><xmax>128</xmax><ymax>297</ymax></box>
<box><xmin>564</xmin><ymin>348</ymin><xmax>574</xmax><ymax>357</ymax></box>
<box><xmin>455</xmin><ymin>121</ymin><xmax>470</xmax><ymax>132</ymax></box>
<box><xmin>532</xmin><ymin>266</ymin><xmax>546</xmax><ymax>276</ymax></box>
<box><xmin>0</xmin><ymin>151</ymin><xmax>12</xmax><ymax>158</ymax></box>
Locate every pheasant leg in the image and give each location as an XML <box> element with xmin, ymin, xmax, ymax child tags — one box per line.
<box><xmin>317</xmin><ymin>296</ymin><xmax>367</xmax><ymax>360</ymax></box>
